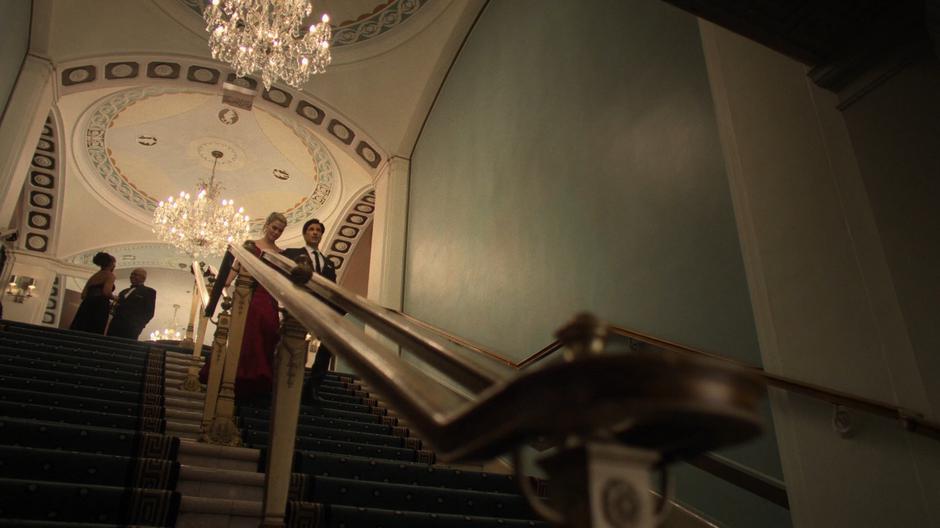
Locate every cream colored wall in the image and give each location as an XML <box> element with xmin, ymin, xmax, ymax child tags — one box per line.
<box><xmin>701</xmin><ymin>20</ymin><xmax>940</xmax><ymax>528</ymax></box>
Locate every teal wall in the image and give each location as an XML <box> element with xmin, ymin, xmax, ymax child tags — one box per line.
<box><xmin>405</xmin><ymin>0</ymin><xmax>789</xmax><ymax>525</ymax></box>
<box><xmin>0</xmin><ymin>0</ymin><xmax>31</xmax><ymax>122</ymax></box>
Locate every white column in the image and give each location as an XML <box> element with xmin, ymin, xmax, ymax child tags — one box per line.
<box><xmin>366</xmin><ymin>156</ymin><xmax>410</xmax><ymax>310</ymax></box>
<box><xmin>700</xmin><ymin>20</ymin><xmax>939</xmax><ymax>527</ymax></box>
<box><xmin>0</xmin><ymin>55</ymin><xmax>54</xmax><ymax>230</ymax></box>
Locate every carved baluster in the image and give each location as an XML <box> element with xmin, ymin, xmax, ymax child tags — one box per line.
<box><xmin>200</xmin><ymin>296</ymin><xmax>231</xmax><ymax>439</ymax></box>
<box><xmin>180</xmin><ymin>282</ymin><xmax>199</xmax><ymax>348</ymax></box>
<box><xmin>180</xmin><ymin>310</ymin><xmax>211</xmax><ymax>392</ymax></box>
<box><xmin>205</xmin><ymin>268</ymin><xmax>253</xmax><ymax>446</ymax></box>
<box><xmin>260</xmin><ymin>312</ymin><xmax>308</xmax><ymax>527</ymax></box>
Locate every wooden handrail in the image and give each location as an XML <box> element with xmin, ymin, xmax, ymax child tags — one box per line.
<box><xmin>400</xmin><ymin>313</ymin><xmax>940</xmax><ymax>444</ymax></box>
<box><xmin>191</xmin><ymin>261</ymin><xmax>210</xmax><ymax>308</ymax></box>
<box><xmin>232</xmin><ymin>244</ymin><xmax>763</xmax><ymax>461</ymax></box>
<box><xmin>383</xmin><ymin>304</ymin><xmax>940</xmax><ymax>506</ymax></box>
<box><xmin>265</xmin><ymin>251</ymin><xmax>513</xmax><ymax>393</ymax></box>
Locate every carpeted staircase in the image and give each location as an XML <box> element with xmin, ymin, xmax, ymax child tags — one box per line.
<box><xmin>0</xmin><ymin>321</ymin><xmax>548</xmax><ymax>527</ymax></box>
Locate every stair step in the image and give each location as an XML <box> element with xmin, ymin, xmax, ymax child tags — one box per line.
<box><xmin>165</xmin><ymin>395</ymin><xmax>204</xmax><ymax>412</ymax></box>
<box><xmin>291</xmin><ymin>503</ymin><xmax>549</xmax><ymax>527</ymax></box>
<box><xmin>178</xmin><ymin>439</ymin><xmax>259</xmax><ymax>472</ymax></box>
<box><xmin>166</xmin><ymin>407</ymin><xmax>202</xmax><ymax>422</ymax></box>
<box><xmin>178</xmin><ymin>465</ymin><xmax>263</xmax><ymax>501</ymax></box>
<box><xmin>166</xmin><ymin>387</ymin><xmax>205</xmax><ymax>402</ymax></box>
<box><xmin>294</xmin><ymin>450</ymin><xmax>520</xmax><ymax>495</ymax></box>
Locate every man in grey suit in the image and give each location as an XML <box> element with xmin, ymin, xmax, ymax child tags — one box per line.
<box><xmin>283</xmin><ymin>219</ymin><xmax>339</xmax><ymax>403</ymax></box>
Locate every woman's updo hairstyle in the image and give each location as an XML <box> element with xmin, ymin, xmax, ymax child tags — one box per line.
<box><xmin>264</xmin><ymin>212</ymin><xmax>287</xmax><ymax>226</ymax></box>
<box><xmin>92</xmin><ymin>252</ymin><xmax>114</xmax><ymax>268</ymax></box>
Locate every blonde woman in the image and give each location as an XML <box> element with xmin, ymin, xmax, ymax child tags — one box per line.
<box><xmin>201</xmin><ymin>212</ymin><xmax>287</xmax><ymax>400</ymax></box>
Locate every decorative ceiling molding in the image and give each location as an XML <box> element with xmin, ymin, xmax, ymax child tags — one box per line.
<box><xmin>324</xmin><ymin>188</ymin><xmax>375</xmax><ymax>280</ymax></box>
<box><xmin>56</xmin><ymin>54</ymin><xmax>386</xmax><ymax>175</ymax></box>
<box><xmin>178</xmin><ymin>0</ymin><xmax>430</xmax><ymax>48</ymax></box>
<box><xmin>42</xmin><ymin>276</ymin><xmax>62</xmax><ymax>326</ymax></box>
<box><xmin>63</xmin><ymin>242</ymin><xmax>203</xmax><ymax>272</ymax></box>
<box><xmin>158</xmin><ymin>0</ymin><xmax>449</xmax><ymax>67</ymax></box>
<box><xmin>75</xmin><ymin>85</ymin><xmax>340</xmax><ymax>233</ymax></box>
<box><xmin>16</xmin><ymin>113</ymin><xmax>63</xmax><ymax>256</ymax></box>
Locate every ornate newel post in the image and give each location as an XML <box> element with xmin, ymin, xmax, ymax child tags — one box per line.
<box><xmin>204</xmin><ymin>265</ymin><xmax>253</xmax><ymax>446</ymax></box>
<box><xmin>260</xmin><ymin>312</ymin><xmax>309</xmax><ymax>527</ymax></box>
<box><xmin>519</xmin><ymin>313</ymin><xmax>671</xmax><ymax>528</ymax></box>
<box><xmin>200</xmin><ymin>295</ymin><xmax>231</xmax><ymax>438</ymax></box>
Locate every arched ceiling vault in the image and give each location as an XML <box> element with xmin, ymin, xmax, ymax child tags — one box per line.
<box><xmin>23</xmin><ymin>0</ymin><xmax>485</xmax><ymax>262</ymax></box>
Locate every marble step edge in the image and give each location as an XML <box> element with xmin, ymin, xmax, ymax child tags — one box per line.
<box><xmin>165</xmin><ymin>396</ymin><xmax>204</xmax><ymax>411</ymax></box>
<box><xmin>166</xmin><ymin>407</ymin><xmax>203</xmax><ymax>421</ymax></box>
<box><xmin>166</xmin><ymin>386</ymin><xmax>206</xmax><ymax>401</ymax></box>
<box><xmin>179</xmin><ymin>495</ymin><xmax>262</xmax><ymax>516</ymax></box>
<box><xmin>166</xmin><ymin>350</ymin><xmax>205</xmax><ymax>362</ymax></box>
<box><xmin>180</xmin><ymin>464</ymin><xmax>264</xmax><ymax>486</ymax></box>
<box><xmin>179</xmin><ymin>439</ymin><xmax>261</xmax><ymax>462</ymax></box>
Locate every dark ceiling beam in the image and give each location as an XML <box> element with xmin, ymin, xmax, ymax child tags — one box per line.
<box><xmin>661</xmin><ymin>0</ymin><xmax>935</xmax><ymax>95</ymax></box>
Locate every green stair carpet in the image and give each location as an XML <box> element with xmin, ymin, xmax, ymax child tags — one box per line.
<box><xmin>0</xmin><ymin>321</ymin><xmax>180</xmax><ymax>527</ymax></box>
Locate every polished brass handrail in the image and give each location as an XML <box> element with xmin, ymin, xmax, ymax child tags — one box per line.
<box><xmin>191</xmin><ymin>261</ymin><xmax>210</xmax><ymax>308</ymax></box>
<box><xmin>265</xmin><ymin>251</ymin><xmax>513</xmax><ymax>393</ymax></box>
<box><xmin>391</xmin><ymin>311</ymin><xmax>940</xmax><ymax>443</ymax></box>
<box><xmin>230</xmin><ymin>244</ymin><xmax>763</xmax><ymax>461</ymax></box>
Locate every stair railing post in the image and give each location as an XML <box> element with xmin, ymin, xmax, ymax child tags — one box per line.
<box><xmin>180</xmin><ymin>309</ymin><xmax>210</xmax><ymax>392</ymax></box>
<box><xmin>200</xmin><ymin>295</ymin><xmax>231</xmax><ymax>439</ymax></box>
<box><xmin>260</xmin><ymin>311</ymin><xmax>308</xmax><ymax>527</ymax></box>
<box><xmin>180</xmin><ymin>279</ymin><xmax>199</xmax><ymax>347</ymax></box>
<box><xmin>205</xmin><ymin>267</ymin><xmax>254</xmax><ymax>446</ymax></box>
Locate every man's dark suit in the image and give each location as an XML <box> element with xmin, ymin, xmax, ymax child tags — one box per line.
<box><xmin>282</xmin><ymin>246</ymin><xmax>339</xmax><ymax>403</ymax></box>
<box><xmin>107</xmin><ymin>285</ymin><xmax>156</xmax><ymax>340</ymax></box>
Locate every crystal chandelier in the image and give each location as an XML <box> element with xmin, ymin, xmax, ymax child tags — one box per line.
<box><xmin>204</xmin><ymin>0</ymin><xmax>332</xmax><ymax>90</ymax></box>
<box><xmin>150</xmin><ymin>304</ymin><xmax>184</xmax><ymax>341</ymax></box>
<box><xmin>152</xmin><ymin>150</ymin><xmax>250</xmax><ymax>258</ymax></box>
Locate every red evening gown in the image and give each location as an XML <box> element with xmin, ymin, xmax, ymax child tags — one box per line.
<box><xmin>199</xmin><ymin>248</ymin><xmax>280</xmax><ymax>401</ymax></box>
<box><xmin>233</xmin><ymin>284</ymin><xmax>280</xmax><ymax>399</ymax></box>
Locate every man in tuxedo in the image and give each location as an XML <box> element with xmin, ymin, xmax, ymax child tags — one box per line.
<box><xmin>282</xmin><ymin>219</ymin><xmax>338</xmax><ymax>403</ymax></box>
<box><xmin>107</xmin><ymin>268</ymin><xmax>156</xmax><ymax>340</ymax></box>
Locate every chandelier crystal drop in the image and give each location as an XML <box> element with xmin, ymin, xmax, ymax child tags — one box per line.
<box><xmin>204</xmin><ymin>0</ymin><xmax>332</xmax><ymax>90</ymax></box>
<box><xmin>150</xmin><ymin>327</ymin><xmax>183</xmax><ymax>341</ymax></box>
<box><xmin>152</xmin><ymin>150</ymin><xmax>250</xmax><ymax>258</ymax></box>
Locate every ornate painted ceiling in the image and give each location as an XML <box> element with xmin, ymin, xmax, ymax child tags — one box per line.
<box><xmin>76</xmin><ymin>86</ymin><xmax>339</xmax><ymax>231</ymax></box>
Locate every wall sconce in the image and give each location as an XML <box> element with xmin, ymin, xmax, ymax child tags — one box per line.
<box><xmin>5</xmin><ymin>276</ymin><xmax>36</xmax><ymax>303</ymax></box>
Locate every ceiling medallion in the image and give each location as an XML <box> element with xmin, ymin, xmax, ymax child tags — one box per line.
<box><xmin>218</xmin><ymin>108</ymin><xmax>239</xmax><ymax>125</ymax></box>
<box><xmin>152</xmin><ymin>150</ymin><xmax>250</xmax><ymax>258</ymax></box>
<box><xmin>204</xmin><ymin>0</ymin><xmax>332</xmax><ymax>90</ymax></box>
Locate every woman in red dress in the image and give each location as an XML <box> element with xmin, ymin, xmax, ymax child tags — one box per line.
<box><xmin>201</xmin><ymin>212</ymin><xmax>286</xmax><ymax>401</ymax></box>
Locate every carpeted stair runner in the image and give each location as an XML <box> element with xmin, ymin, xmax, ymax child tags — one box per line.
<box><xmin>238</xmin><ymin>376</ymin><xmax>548</xmax><ymax>527</ymax></box>
<box><xmin>0</xmin><ymin>320</ymin><xmax>548</xmax><ymax>527</ymax></box>
<box><xmin>0</xmin><ymin>320</ymin><xmax>180</xmax><ymax>527</ymax></box>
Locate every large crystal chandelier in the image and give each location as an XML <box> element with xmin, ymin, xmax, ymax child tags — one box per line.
<box><xmin>204</xmin><ymin>0</ymin><xmax>332</xmax><ymax>90</ymax></box>
<box><xmin>152</xmin><ymin>150</ymin><xmax>250</xmax><ymax>258</ymax></box>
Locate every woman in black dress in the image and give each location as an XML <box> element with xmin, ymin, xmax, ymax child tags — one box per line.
<box><xmin>69</xmin><ymin>252</ymin><xmax>116</xmax><ymax>334</ymax></box>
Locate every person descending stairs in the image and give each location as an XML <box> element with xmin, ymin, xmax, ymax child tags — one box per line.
<box><xmin>0</xmin><ymin>320</ymin><xmax>548</xmax><ymax>527</ymax></box>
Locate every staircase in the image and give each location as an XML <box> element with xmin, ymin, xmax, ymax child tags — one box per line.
<box><xmin>0</xmin><ymin>321</ymin><xmax>547</xmax><ymax>527</ymax></box>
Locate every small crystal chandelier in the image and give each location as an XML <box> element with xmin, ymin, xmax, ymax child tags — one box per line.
<box><xmin>150</xmin><ymin>304</ymin><xmax>184</xmax><ymax>341</ymax></box>
<box><xmin>204</xmin><ymin>0</ymin><xmax>332</xmax><ymax>90</ymax></box>
<box><xmin>152</xmin><ymin>150</ymin><xmax>250</xmax><ymax>258</ymax></box>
